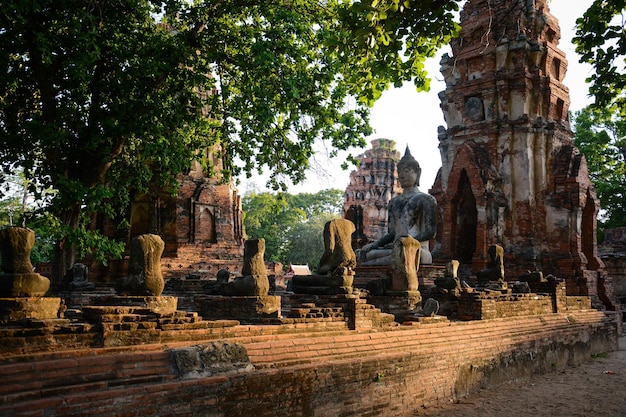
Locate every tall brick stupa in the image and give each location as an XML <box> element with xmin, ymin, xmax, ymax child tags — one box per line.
<box><xmin>429</xmin><ymin>0</ymin><xmax>615</xmax><ymax>308</ymax></box>
<box><xmin>343</xmin><ymin>138</ymin><xmax>402</xmax><ymax>249</ymax></box>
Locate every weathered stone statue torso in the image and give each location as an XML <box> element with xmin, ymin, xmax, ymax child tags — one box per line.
<box><xmin>116</xmin><ymin>234</ymin><xmax>165</xmax><ymax>296</ymax></box>
<box><xmin>0</xmin><ymin>227</ymin><xmax>50</xmax><ymax>297</ymax></box>
<box><xmin>220</xmin><ymin>238</ymin><xmax>269</xmax><ymax>296</ymax></box>
<box><xmin>318</xmin><ymin>219</ymin><xmax>357</xmax><ymax>276</ymax></box>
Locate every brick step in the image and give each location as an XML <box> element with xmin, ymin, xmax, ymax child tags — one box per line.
<box><xmin>228</xmin><ymin>328</ymin><xmax>359</xmax><ymax>345</ymax></box>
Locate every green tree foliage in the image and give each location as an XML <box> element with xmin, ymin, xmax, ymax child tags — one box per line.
<box><xmin>283</xmin><ymin>212</ymin><xmax>341</xmax><ymax>271</ymax></box>
<box><xmin>1</xmin><ymin>1</ymin><xmax>213</xmax><ymax>278</ymax></box>
<box><xmin>573</xmin><ymin>105</ymin><xmax>626</xmax><ymax>232</ymax></box>
<box><xmin>332</xmin><ymin>0</ymin><xmax>460</xmax><ymax>105</ymax></box>
<box><xmin>573</xmin><ymin>1</ymin><xmax>626</xmax><ymax>108</ymax></box>
<box><xmin>242</xmin><ymin>193</ymin><xmax>305</xmax><ymax>262</ymax></box>
<box><xmin>0</xmin><ymin>1</ymin><xmax>459</xmax><ymax>280</ymax></box>
<box><xmin>0</xmin><ymin>169</ymin><xmax>57</xmax><ymax>263</ymax></box>
<box><xmin>287</xmin><ymin>189</ymin><xmax>345</xmax><ymax>218</ymax></box>
<box><xmin>242</xmin><ymin>189</ymin><xmax>344</xmax><ymax>268</ymax></box>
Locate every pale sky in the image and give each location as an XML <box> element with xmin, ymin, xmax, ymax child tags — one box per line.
<box><xmin>241</xmin><ymin>0</ymin><xmax>595</xmax><ymax>195</ymax></box>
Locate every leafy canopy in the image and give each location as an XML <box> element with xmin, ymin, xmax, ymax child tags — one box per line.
<box><xmin>333</xmin><ymin>0</ymin><xmax>460</xmax><ymax>106</ymax></box>
<box><xmin>573</xmin><ymin>105</ymin><xmax>626</xmax><ymax>232</ymax></box>
<box><xmin>0</xmin><ymin>0</ymin><xmax>460</xmax><ymax>272</ymax></box>
<box><xmin>573</xmin><ymin>1</ymin><xmax>626</xmax><ymax>109</ymax></box>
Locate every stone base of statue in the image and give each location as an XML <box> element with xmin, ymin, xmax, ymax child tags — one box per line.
<box><xmin>0</xmin><ymin>273</ymin><xmax>50</xmax><ymax>298</ymax></box>
<box><xmin>291</xmin><ymin>273</ymin><xmax>354</xmax><ymax>295</ymax></box>
<box><xmin>0</xmin><ymin>297</ymin><xmax>63</xmax><ymax>322</ymax></box>
<box><xmin>82</xmin><ymin>295</ymin><xmax>212</xmax><ymax>347</ymax></box>
<box><xmin>476</xmin><ymin>280</ymin><xmax>509</xmax><ymax>292</ymax></box>
<box><xmin>195</xmin><ymin>295</ymin><xmax>281</xmax><ymax>322</ymax></box>
<box><xmin>353</xmin><ymin>264</ymin><xmax>446</xmax><ymax>289</ymax></box>
<box><xmin>91</xmin><ymin>295</ymin><xmax>178</xmax><ymax>315</ymax></box>
<box><xmin>366</xmin><ymin>290</ymin><xmax>422</xmax><ymax>322</ymax></box>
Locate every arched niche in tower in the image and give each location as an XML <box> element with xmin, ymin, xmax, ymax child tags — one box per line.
<box><xmin>582</xmin><ymin>188</ymin><xmax>600</xmax><ymax>271</ymax></box>
<box><xmin>195</xmin><ymin>205</ymin><xmax>217</xmax><ymax>243</ymax></box>
<box><xmin>452</xmin><ymin>169</ymin><xmax>478</xmax><ymax>264</ymax></box>
<box><xmin>344</xmin><ymin>204</ymin><xmax>366</xmax><ymax>249</ymax></box>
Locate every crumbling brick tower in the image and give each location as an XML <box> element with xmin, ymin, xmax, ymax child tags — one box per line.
<box><xmin>429</xmin><ymin>0</ymin><xmax>615</xmax><ymax>309</ymax></box>
<box><xmin>125</xmin><ymin>149</ymin><xmax>244</xmax><ymax>280</ymax></box>
<box><xmin>343</xmin><ymin>138</ymin><xmax>402</xmax><ymax>249</ymax></box>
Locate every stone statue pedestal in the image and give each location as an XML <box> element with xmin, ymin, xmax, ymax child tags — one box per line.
<box><xmin>195</xmin><ymin>295</ymin><xmax>281</xmax><ymax>322</ymax></box>
<box><xmin>92</xmin><ymin>295</ymin><xmax>178</xmax><ymax>315</ymax></box>
<box><xmin>0</xmin><ymin>297</ymin><xmax>63</xmax><ymax>322</ymax></box>
<box><xmin>366</xmin><ymin>290</ymin><xmax>422</xmax><ymax>322</ymax></box>
<box><xmin>82</xmin><ymin>295</ymin><xmax>198</xmax><ymax>347</ymax></box>
<box><xmin>291</xmin><ymin>274</ymin><xmax>354</xmax><ymax>295</ymax></box>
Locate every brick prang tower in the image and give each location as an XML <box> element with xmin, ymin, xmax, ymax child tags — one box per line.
<box><xmin>343</xmin><ymin>138</ymin><xmax>402</xmax><ymax>249</ymax></box>
<box><xmin>429</xmin><ymin>0</ymin><xmax>616</xmax><ymax>309</ymax></box>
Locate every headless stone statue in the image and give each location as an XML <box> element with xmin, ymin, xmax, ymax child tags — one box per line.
<box><xmin>291</xmin><ymin>220</ymin><xmax>355</xmax><ymax>294</ymax></box>
<box><xmin>389</xmin><ymin>236</ymin><xmax>421</xmax><ymax>291</ymax></box>
<box><xmin>221</xmin><ymin>238</ymin><xmax>269</xmax><ymax>296</ymax></box>
<box><xmin>0</xmin><ymin>227</ymin><xmax>50</xmax><ymax>297</ymax></box>
<box><xmin>318</xmin><ymin>219</ymin><xmax>356</xmax><ymax>276</ymax></box>
<box><xmin>116</xmin><ymin>234</ymin><xmax>165</xmax><ymax>296</ymax></box>
<box><xmin>358</xmin><ymin>147</ymin><xmax>437</xmax><ymax>265</ymax></box>
<box><xmin>69</xmin><ymin>263</ymin><xmax>95</xmax><ymax>291</ymax></box>
<box><xmin>476</xmin><ymin>244</ymin><xmax>505</xmax><ymax>284</ymax></box>
<box><xmin>434</xmin><ymin>259</ymin><xmax>461</xmax><ymax>292</ymax></box>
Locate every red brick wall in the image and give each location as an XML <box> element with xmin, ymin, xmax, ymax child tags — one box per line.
<box><xmin>0</xmin><ymin>310</ymin><xmax>617</xmax><ymax>417</ymax></box>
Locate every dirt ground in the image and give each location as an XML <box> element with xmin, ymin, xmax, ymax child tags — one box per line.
<box><xmin>415</xmin><ymin>337</ymin><xmax>626</xmax><ymax>417</ymax></box>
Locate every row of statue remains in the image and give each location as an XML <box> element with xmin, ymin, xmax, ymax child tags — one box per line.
<box><xmin>0</xmin><ymin>220</ymin><xmax>592</xmax><ymax>327</ymax></box>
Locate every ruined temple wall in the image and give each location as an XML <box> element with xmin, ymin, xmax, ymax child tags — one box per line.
<box><xmin>600</xmin><ymin>228</ymin><xmax>626</xmax><ymax>303</ymax></box>
<box><xmin>1</xmin><ymin>310</ymin><xmax>617</xmax><ymax>417</ymax></box>
<box><xmin>158</xmin><ymin>167</ymin><xmax>244</xmax><ymax>280</ymax></box>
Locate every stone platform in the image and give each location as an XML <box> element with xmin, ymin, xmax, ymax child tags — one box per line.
<box><xmin>0</xmin><ymin>309</ymin><xmax>617</xmax><ymax>417</ymax></box>
<box><xmin>291</xmin><ymin>274</ymin><xmax>354</xmax><ymax>295</ymax></box>
<box><xmin>354</xmin><ymin>264</ymin><xmax>445</xmax><ymax>288</ymax></box>
<box><xmin>195</xmin><ymin>295</ymin><xmax>281</xmax><ymax>322</ymax></box>
<box><xmin>0</xmin><ymin>297</ymin><xmax>63</xmax><ymax>322</ymax></box>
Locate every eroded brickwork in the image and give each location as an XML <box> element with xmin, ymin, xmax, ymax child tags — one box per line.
<box><xmin>0</xmin><ymin>310</ymin><xmax>616</xmax><ymax>417</ymax></box>
<box><xmin>429</xmin><ymin>0</ymin><xmax>614</xmax><ymax>308</ymax></box>
<box><xmin>160</xmin><ymin>161</ymin><xmax>244</xmax><ymax>279</ymax></box>
<box><xmin>343</xmin><ymin>138</ymin><xmax>402</xmax><ymax>248</ymax></box>
<box><xmin>91</xmin><ymin>158</ymin><xmax>244</xmax><ymax>283</ymax></box>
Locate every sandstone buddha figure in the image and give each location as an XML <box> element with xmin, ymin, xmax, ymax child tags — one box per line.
<box><xmin>358</xmin><ymin>147</ymin><xmax>437</xmax><ymax>265</ymax></box>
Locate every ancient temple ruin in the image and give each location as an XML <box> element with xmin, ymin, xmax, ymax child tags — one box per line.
<box><xmin>343</xmin><ymin>138</ymin><xmax>401</xmax><ymax>249</ymax></box>
<box><xmin>96</xmin><ymin>151</ymin><xmax>244</xmax><ymax>282</ymax></box>
<box><xmin>0</xmin><ymin>2</ymin><xmax>622</xmax><ymax>416</ymax></box>
<box><xmin>429</xmin><ymin>0</ymin><xmax>615</xmax><ymax>309</ymax></box>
